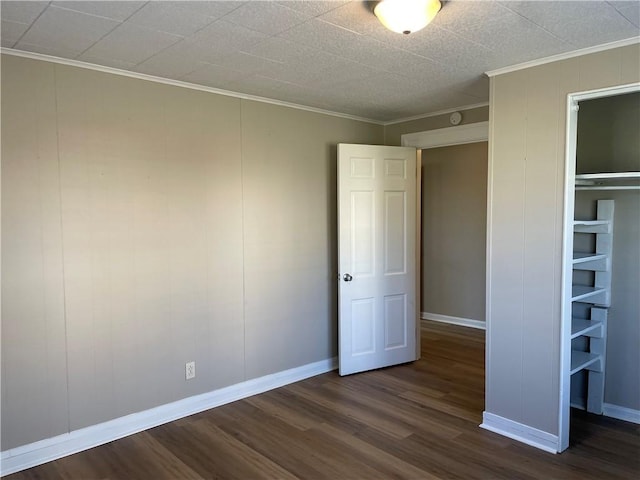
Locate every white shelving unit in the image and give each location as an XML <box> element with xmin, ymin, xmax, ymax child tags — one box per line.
<box><xmin>569</xmin><ymin>199</ymin><xmax>613</xmax><ymax>415</ymax></box>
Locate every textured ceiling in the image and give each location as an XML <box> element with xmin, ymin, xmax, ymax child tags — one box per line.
<box><xmin>2</xmin><ymin>0</ymin><xmax>639</xmax><ymax>122</ymax></box>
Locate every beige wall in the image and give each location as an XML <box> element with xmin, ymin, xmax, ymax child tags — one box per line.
<box><xmin>422</xmin><ymin>142</ymin><xmax>487</xmax><ymax>322</ymax></box>
<box><xmin>577</xmin><ymin>92</ymin><xmax>640</xmax><ymax>174</ymax></box>
<box><xmin>0</xmin><ymin>54</ymin><xmax>383</xmax><ymax>450</ymax></box>
<box><xmin>486</xmin><ymin>43</ymin><xmax>640</xmax><ymax>436</ymax></box>
<box><xmin>384</xmin><ymin>105</ymin><xmax>489</xmax><ymax>146</ymax></box>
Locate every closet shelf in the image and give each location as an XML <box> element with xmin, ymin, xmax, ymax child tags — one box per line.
<box><xmin>575</xmin><ymin>172</ymin><xmax>640</xmax><ymax>190</ymax></box>
<box><xmin>573</xmin><ymin>220</ymin><xmax>610</xmax><ymax>234</ymax></box>
<box><xmin>571</xmin><ymin>318</ymin><xmax>603</xmax><ymax>339</ymax></box>
<box><xmin>573</xmin><ymin>251</ymin><xmax>607</xmax><ymax>265</ymax></box>
<box><xmin>576</xmin><ymin>172</ymin><xmax>640</xmax><ymax>179</ymax></box>
<box><xmin>571</xmin><ymin>285</ymin><xmax>608</xmax><ymax>303</ymax></box>
<box><xmin>570</xmin><ymin>351</ymin><xmax>602</xmax><ymax>375</ymax></box>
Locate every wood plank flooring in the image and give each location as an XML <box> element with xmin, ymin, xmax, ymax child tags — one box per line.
<box><xmin>6</xmin><ymin>321</ymin><xmax>639</xmax><ymax>479</ymax></box>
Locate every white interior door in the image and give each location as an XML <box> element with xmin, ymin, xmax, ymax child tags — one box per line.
<box><xmin>338</xmin><ymin>143</ymin><xmax>418</xmax><ymax>376</ymax></box>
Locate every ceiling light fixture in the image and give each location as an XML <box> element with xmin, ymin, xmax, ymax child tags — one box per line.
<box><xmin>374</xmin><ymin>0</ymin><xmax>442</xmax><ymax>35</ymax></box>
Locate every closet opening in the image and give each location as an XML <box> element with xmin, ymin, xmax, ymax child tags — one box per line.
<box><xmin>559</xmin><ymin>85</ymin><xmax>640</xmax><ymax>452</ymax></box>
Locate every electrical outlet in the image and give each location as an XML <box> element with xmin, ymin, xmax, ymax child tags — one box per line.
<box><xmin>185</xmin><ymin>361</ymin><xmax>195</xmax><ymax>380</ymax></box>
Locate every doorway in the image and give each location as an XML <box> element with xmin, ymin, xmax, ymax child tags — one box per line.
<box><xmin>402</xmin><ymin>121</ymin><xmax>489</xmax><ymax>332</ymax></box>
<box><xmin>420</xmin><ymin>141</ymin><xmax>488</xmax><ymax>329</ymax></box>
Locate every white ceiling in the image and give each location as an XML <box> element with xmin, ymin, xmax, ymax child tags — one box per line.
<box><xmin>2</xmin><ymin>0</ymin><xmax>639</xmax><ymax>122</ymax></box>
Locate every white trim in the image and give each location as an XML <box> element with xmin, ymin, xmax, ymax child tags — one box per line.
<box><xmin>421</xmin><ymin>312</ymin><xmax>485</xmax><ymax>330</ymax></box>
<box><xmin>571</xmin><ymin>401</ymin><xmax>640</xmax><ymax>424</ymax></box>
<box><xmin>484</xmin><ymin>77</ymin><xmax>496</xmax><ymax>434</ymax></box>
<box><xmin>383</xmin><ymin>102</ymin><xmax>489</xmax><ymax>126</ymax></box>
<box><xmin>569</xmin><ymin>82</ymin><xmax>640</xmax><ymax>103</ymax></box>
<box><xmin>559</xmin><ymin>92</ymin><xmax>579</xmax><ymax>453</ymax></box>
<box><xmin>401</xmin><ymin>121</ymin><xmax>489</xmax><ymax>149</ymax></box>
<box><xmin>570</xmin><ymin>400</ymin><xmax>586</xmax><ymax>410</ymax></box>
<box><xmin>486</xmin><ymin>38</ymin><xmax>640</xmax><ymax>77</ymax></box>
<box><xmin>0</xmin><ymin>48</ymin><xmax>382</xmax><ymax>126</ymax></box>
<box><xmin>480</xmin><ymin>412</ymin><xmax>559</xmax><ymax>454</ymax></box>
<box><xmin>603</xmin><ymin>403</ymin><xmax>640</xmax><ymax>424</ymax></box>
<box><xmin>0</xmin><ymin>357</ymin><xmax>337</xmax><ymax>476</ymax></box>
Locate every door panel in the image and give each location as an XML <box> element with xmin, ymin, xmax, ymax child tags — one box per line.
<box><xmin>384</xmin><ymin>293</ymin><xmax>407</xmax><ymax>348</ymax></box>
<box><xmin>351</xmin><ymin>191</ymin><xmax>375</xmax><ymax>275</ymax></box>
<box><xmin>384</xmin><ymin>191</ymin><xmax>406</xmax><ymax>274</ymax></box>
<box><xmin>351</xmin><ymin>298</ymin><xmax>375</xmax><ymax>355</ymax></box>
<box><xmin>338</xmin><ymin>144</ymin><xmax>418</xmax><ymax>376</ymax></box>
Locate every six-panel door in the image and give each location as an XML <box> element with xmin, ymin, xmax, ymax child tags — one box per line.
<box><xmin>338</xmin><ymin>144</ymin><xmax>417</xmax><ymax>375</ymax></box>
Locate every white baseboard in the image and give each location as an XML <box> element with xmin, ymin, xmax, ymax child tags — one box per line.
<box><xmin>1</xmin><ymin>357</ymin><xmax>338</xmax><ymax>476</ymax></box>
<box><xmin>421</xmin><ymin>312</ymin><xmax>486</xmax><ymax>330</ymax></box>
<box><xmin>570</xmin><ymin>400</ymin><xmax>586</xmax><ymax>410</ymax></box>
<box><xmin>603</xmin><ymin>403</ymin><xmax>640</xmax><ymax>424</ymax></box>
<box><xmin>570</xmin><ymin>400</ymin><xmax>639</xmax><ymax>424</ymax></box>
<box><xmin>480</xmin><ymin>412</ymin><xmax>558</xmax><ymax>454</ymax></box>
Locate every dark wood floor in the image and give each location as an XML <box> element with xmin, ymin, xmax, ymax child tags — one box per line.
<box><xmin>6</xmin><ymin>321</ymin><xmax>639</xmax><ymax>479</ymax></box>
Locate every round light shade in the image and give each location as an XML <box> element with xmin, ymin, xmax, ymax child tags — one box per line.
<box><xmin>374</xmin><ymin>0</ymin><xmax>442</xmax><ymax>35</ymax></box>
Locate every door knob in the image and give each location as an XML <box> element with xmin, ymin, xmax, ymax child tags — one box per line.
<box><xmin>343</xmin><ymin>273</ymin><xmax>353</xmax><ymax>282</ymax></box>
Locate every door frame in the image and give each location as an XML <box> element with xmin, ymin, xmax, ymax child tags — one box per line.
<box><xmin>402</xmin><ymin>121</ymin><xmax>489</xmax><ymax>149</ymax></box>
<box><xmin>401</xmin><ymin>120</ymin><xmax>489</xmax><ymax>380</ymax></box>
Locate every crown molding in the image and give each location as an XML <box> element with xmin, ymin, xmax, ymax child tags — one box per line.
<box><xmin>383</xmin><ymin>102</ymin><xmax>489</xmax><ymax>126</ymax></box>
<box><xmin>8</xmin><ymin>37</ymin><xmax>635</xmax><ymax>127</ymax></box>
<box><xmin>485</xmin><ymin>37</ymin><xmax>640</xmax><ymax>78</ymax></box>
<box><xmin>0</xmin><ymin>48</ymin><xmax>385</xmax><ymax>125</ymax></box>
